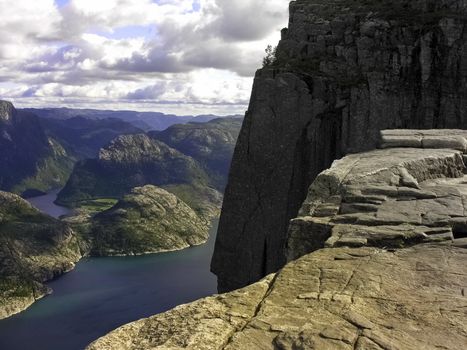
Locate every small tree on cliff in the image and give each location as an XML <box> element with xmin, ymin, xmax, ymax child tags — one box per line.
<box><xmin>262</xmin><ymin>45</ymin><xmax>277</xmax><ymax>67</ymax></box>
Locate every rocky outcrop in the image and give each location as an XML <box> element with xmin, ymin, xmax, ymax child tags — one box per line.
<box><xmin>89</xmin><ymin>185</ymin><xmax>209</xmax><ymax>256</ymax></box>
<box><xmin>0</xmin><ymin>191</ymin><xmax>81</xmax><ymax>319</ymax></box>
<box><xmin>0</xmin><ymin>100</ymin><xmax>15</xmax><ymax>122</ymax></box>
<box><xmin>86</xmin><ymin>132</ymin><xmax>467</xmax><ymax>349</ymax></box>
<box><xmin>287</xmin><ymin>130</ymin><xmax>467</xmax><ymax>261</ymax></box>
<box><xmin>88</xmin><ymin>244</ymin><xmax>467</xmax><ymax>350</ymax></box>
<box><xmin>212</xmin><ymin>0</ymin><xmax>467</xmax><ymax>292</ymax></box>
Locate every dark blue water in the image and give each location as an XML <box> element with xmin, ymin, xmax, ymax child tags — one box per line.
<box><xmin>0</xmin><ymin>192</ymin><xmax>218</xmax><ymax>350</ymax></box>
<box><xmin>27</xmin><ymin>188</ymin><xmax>71</xmax><ymax>218</ymax></box>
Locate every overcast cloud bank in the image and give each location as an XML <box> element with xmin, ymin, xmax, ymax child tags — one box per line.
<box><xmin>0</xmin><ymin>0</ymin><xmax>288</xmax><ymax>114</ymax></box>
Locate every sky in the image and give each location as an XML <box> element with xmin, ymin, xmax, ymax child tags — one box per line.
<box><xmin>0</xmin><ymin>0</ymin><xmax>289</xmax><ymax>115</ymax></box>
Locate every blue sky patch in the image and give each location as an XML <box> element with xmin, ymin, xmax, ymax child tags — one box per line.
<box><xmin>55</xmin><ymin>0</ymin><xmax>69</xmax><ymax>8</ymax></box>
<box><xmin>96</xmin><ymin>25</ymin><xmax>155</xmax><ymax>40</ymax></box>
<box><xmin>192</xmin><ymin>0</ymin><xmax>201</xmax><ymax>12</ymax></box>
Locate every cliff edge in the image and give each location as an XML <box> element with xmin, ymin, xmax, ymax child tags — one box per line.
<box><xmin>86</xmin><ymin>130</ymin><xmax>467</xmax><ymax>350</ymax></box>
<box><xmin>212</xmin><ymin>0</ymin><xmax>467</xmax><ymax>292</ymax></box>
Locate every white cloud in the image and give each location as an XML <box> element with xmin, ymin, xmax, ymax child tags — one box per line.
<box><xmin>0</xmin><ymin>0</ymin><xmax>289</xmax><ymax>114</ymax></box>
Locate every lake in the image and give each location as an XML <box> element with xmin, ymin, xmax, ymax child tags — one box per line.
<box><xmin>27</xmin><ymin>188</ymin><xmax>72</xmax><ymax>218</ymax></box>
<box><xmin>0</xmin><ymin>191</ymin><xmax>218</xmax><ymax>350</ymax></box>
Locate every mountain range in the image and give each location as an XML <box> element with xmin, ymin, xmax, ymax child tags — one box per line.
<box><xmin>23</xmin><ymin>107</ymin><xmax>242</xmax><ymax>132</ymax></box>
<box><xmin>0</xmin><ymin>100</ymin><xmax>242</xmax><ymax>319</ymax></box>
<box><xmin>0</xmin><ymin>101</ymin><xmax>242</xmax><ymax>200</ymax></box>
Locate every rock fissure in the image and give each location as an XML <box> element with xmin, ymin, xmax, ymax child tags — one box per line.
<box><xmin>221</xmin><ymin>272</ymin><xmax>279</xmax><ymax>350</ymax></box>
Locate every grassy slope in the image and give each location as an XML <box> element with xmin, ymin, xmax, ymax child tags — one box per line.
<box><xmin>89</xmin><ymin>186</ymin><xmax>209</xmax><ymax>256</ymax></box>
<box><xmin>0</xmin><ymin>191</ymin><xmax>81</xmax><ymax>319</ymax></box>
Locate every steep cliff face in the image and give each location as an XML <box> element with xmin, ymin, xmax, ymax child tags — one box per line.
<box><xmin>0</xmin><ymin>100</ymin><xmax>74</xmax><ymax>195</ymax></box>
<box><xmin>212</xmin><ymin>0</ymin><xmax>467</xmax><ymax>292</ymax></box>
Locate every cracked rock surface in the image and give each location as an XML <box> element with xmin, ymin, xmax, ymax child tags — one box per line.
<box><xmin>287</xmin><ymin>131</ymin><xmax>467</xmax><ymax>260</ymax></box>
<box><xmin>86</xmin><ymin>130</ymin><xmax>467</xmax><ymax>349</ymax></box>
<box><xmin>87</xmin><ymin>245</ymin><xmax>467</xmax><ymax>350</ymax></box>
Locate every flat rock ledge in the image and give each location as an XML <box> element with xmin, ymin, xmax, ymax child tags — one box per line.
<box><xmin>87</xmin><ymin>130</ymin><xmax>467</xmax><ymax>350</ymax></box>
<box><xmin>287</xmin><ymin>129</ymin><xmax>467</xmax><ymax>260</ymax></box>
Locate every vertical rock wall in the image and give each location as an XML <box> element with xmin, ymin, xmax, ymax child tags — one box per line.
<box><xmin>212</xmin><ymin>0</ymin><xmax>467</xmax><ymax>292</ymax></box>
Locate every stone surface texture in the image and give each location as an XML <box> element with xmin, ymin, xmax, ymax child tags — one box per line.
<box><xmin>87</xmin><ymin>246</ymin><xmax>467</xmax><ymax>350</ymax></box>
<box><xmin>86</xmin><ymin>130</ymin><xmax>467</xmax><ymax>349</ymax></box>
<box><xmin>287</xmin><ymin>130</ymin><xmax>467</xmax><ymax>260</ymax></box>
<box><xmin>212</xmin><ymin>0</ymin><xmax>467</xmax><ymax>292</ymax></box>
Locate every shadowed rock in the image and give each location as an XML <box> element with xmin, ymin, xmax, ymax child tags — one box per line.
<box><xmin>212</xmin><ymin>0</ymin><xmax>467</xmax><ymax>292</ymax></box>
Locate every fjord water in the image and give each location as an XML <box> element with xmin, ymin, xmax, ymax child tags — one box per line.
<box><xmin>0</xmin><ymin>192</ymin><xmax>218</xmax><ymax>350</ymax></box>
<box><xmin>27</xmin><ymin>188</ymin><xmax>71</xmax><ymax>218</ymax></box>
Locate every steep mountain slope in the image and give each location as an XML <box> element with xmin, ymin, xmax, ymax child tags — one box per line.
<box><xmin>0</xmin><ymin>101</ymin><xmax>74</xmax><ymax>196</ymax></box>
<box><xmin>57</xmin><ymin>134</ymin><xmax>213</xmax><ymax>212</ymax></box>
<box><xmin>58</xmin><ymin>117</ymin><xmax>242</xmax><ymax>219</ymax></box>
<box><xmin>0</xmin><ymin>191</ymin><xmax>81</xmax><ymax>319</ymax></box>
<box><xmin>212</xmin><ymin>0</ymin><xmax>467</xmax><ymax>292</ymax></box>
<box><xmin>150</xmin><ymin>117</ymin><xmax>243</xmax><ymax>190</ymax></box>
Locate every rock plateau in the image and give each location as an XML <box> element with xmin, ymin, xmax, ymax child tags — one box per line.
<box><xmin>86</xmin><ymin>129</ymin><xmax>467</xmax><ymax>350</ymax></box>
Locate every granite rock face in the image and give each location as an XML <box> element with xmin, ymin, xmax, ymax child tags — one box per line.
<box><xmin>86</xmin><ymin>131</ymin><xmax>467</xmax><ymax>349</ymax></box>
<box><xmin>87</xmin><ymin>245</ymin><xmax>467</xmax><ymax>350</ymax></box>
<box><xmin>287</xmin><ymin>130</ymin><xmax>467</xmax><ymax>261</ymax></box>
<box><xmin>90</xmin><ymin>185</ymin><xmax>209</xmax><ymax>256</ymax></box>
<box><xmin>0</xmin><ymin>191</ymin><xmax>81</xmax><ymax>319</ymax></box>
<box><xmin>213</xmin><ymin>0</ymin><xmax>467</xmax><ymax>292</ymax></box>
<box><xmin>87</xmin><ymin>275</ymin><xmax>275</xmax><ymax>350</ymax></box>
